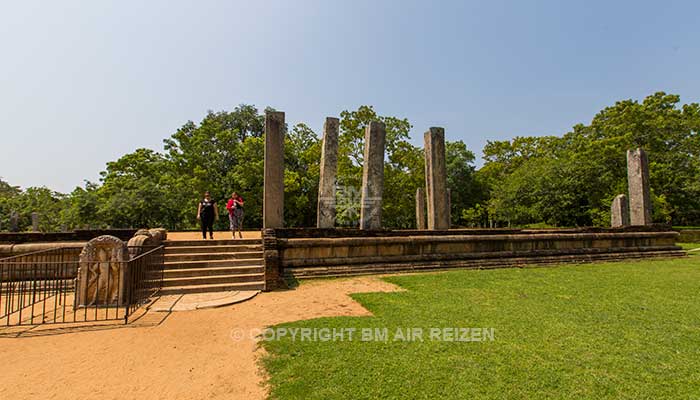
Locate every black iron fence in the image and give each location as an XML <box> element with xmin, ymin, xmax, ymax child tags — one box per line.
<box><xmin>125</xmin><ymin>246</ymin><xmax>165</xmax><ymax>318</ymax></box>
<box><xmin>0</xmin><ymin>246</ymin><xmax>164</xmax><ymax>326</ymax></box>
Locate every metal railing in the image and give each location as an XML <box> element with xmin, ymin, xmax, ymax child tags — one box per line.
<box><xmin>125</xmin><ymin>246</ymin><xmax>165</xmax><ymax>319</ymax></box>
<box><xmin>0</xmin><ymin>246</ymin><xmax>164</xmax><ymax>326</ymax></box>
<box><xmin>0</xmin><ymin>248</ymin><xmax>80</xmax><ymax>326</ymax></box>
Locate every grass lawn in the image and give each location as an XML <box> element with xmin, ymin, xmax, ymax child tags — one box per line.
<box><xmin>263</xmin><ymin>257</ymin><xmax>700</xmax><ymax>399</ymax></box>
<box><xmin>678</xmin><ymin>242</ymin><xmax>700</xmax><ymax>251</ymax></box>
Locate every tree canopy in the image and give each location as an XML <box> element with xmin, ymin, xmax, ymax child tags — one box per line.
<box><xmin>2</xmin><ymin>92</ymin><xmax>698</xmax><ymax>232</ymax></box>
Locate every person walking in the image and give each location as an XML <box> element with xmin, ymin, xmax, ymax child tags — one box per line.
<box><xmin>226</xmin><ymin>191</ymin><xmax>245</xmax><ymax>239</ymax></box>
<box><xmin>196</xmin><ymin>191</ymin><xmax>218</xmax><ymax>239</ymax></box>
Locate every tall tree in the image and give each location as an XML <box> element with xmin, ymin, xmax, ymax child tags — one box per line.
<box><xmin>336</xmin><ymin>105</ymin><xmax>415</xmax><ymax>227</ymax></box>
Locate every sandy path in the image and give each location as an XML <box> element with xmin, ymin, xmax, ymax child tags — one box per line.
<box><xmin>0</xmin><ymin>276</ymin><xmax>401</xmax><ymax>400</ymax></box>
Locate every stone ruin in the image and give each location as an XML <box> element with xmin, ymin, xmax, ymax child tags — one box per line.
<box><xmin>317</xmin><ymin>117</ymin><xmax>339</xmax><ymax>229</ymax></box>
<box><xmin>415</xmin><ymin>187</ymin><xmax>426</xmax><ymax>230</ymax></box>
<box><xmin>76</xmin><ymin>235</ymin><xmax>129</xmax><ymax>307</ymax></box>
<box><xmin>127</xmin><ymin>228</ymin><xmax>167</xmax><ymax>258</ymax></box>
<box><xmin>611</xmin><ymin>194</ymin><xmax>630</xmax><ymax>228</ymax></box>
<box><xmin>254</xmin><ymin>111</ymin><xmax>681</xmax><ymax>289</ymax></box>
<box><xmin>424</xmin><ymin>127</ymin><xmax>450</xmax><ymax>230</ymax></box>
<box><xmin>360</xmin><ymin>121</ymin><xmax>387</xmax><ymax>230</ymax></box>
<box><xmin>263</xmin><ymin>111</ymin><xmax>285</xmax><ymax>229</ymax></box>
<box><xmin>610</xmin><ymin>147</ymin><xmax>652</xmax><ymax>228</ymax></box>
<box><xmin>627</xmin><ymin>148</ymin><xmax>652</xmax><ymax>225</ymax></box>
<box><xmin>262</xmin><ymin>110</ymin><xmax>452</xmax><ymax>231</ymax></box>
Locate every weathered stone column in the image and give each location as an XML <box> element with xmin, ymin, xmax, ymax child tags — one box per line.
<box><xmin>447</xmin><ymin>188</ymin><xmax>452</xmax><ymax>229</ymax></box>
<box><xmin>611</xmin><ymin>194</ymin><xmax>630</xmax><ymax>228</ymax></box>
<box><xmin>9</xmin><ymin>211</ymin><xmax>18</xmax><ymax>232</ymax></box>
<box><xmin>317</xmin><ymin>117</ymin><xmax>339</xmax><ymax>228</ymax></box>
<box><xmin>415</xmin><ymin>187</ymin><xmax>426</xmax><ymax>229</ymax></box>
<box><xmin>264</xmin><ymin>111</ymin><xmax>285</xmax><ymax>229</ymax></box>
<box><xmin>627</xmin><ymin>148</ymin><xmax>652</xmax><ymax>226</ymax></box>
<box><xmin>424</xmin><ymin>127</ymin><xmax>449</xmax><ymax>230</ymax></box>
<box><xmin>31</xmin><ymin>212</ymin><xmax>39</xmax><ymax>232</ymax></box>
<box><xmin>360</xmin><ymin>121</ymin><xmax>386</xmax><ymax>230</ymax></box>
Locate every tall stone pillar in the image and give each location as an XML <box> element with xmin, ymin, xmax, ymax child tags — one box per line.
<box><xmin>611</xmin><ymin>194</ymin><xmax>630</xmax><ymax>228</ymax></box>
<box><xmin>317</xmin><ymin>117</ymin><xmax>339</xmax><ymax>228</ymax></box>
<box><xmin>627</xmin><ymin>148</ymin><xmax>652</xmax><ymax>226</ymax></box>
<box><xmin>360</xmin><ymin>121</ymin><xmax>386</xmax><ymax>230</ymax></box>
<box><xmin>31</xmin><ymin>212</ymin><xmax>39</xmax><ymax>232</ymax></box>
<box><xmin>9</xmin><ymin>211</ymin><xmax>18</xmax><ymax>232</ymax></box>
<box><xmin>424</xmin><ymin>127</ymin><xmax>449</xmax><ymax>230</ymax></box>
<box><xmin>415</xmin><ymin>187</ymin><xmax>426</xmax><ymax>230</ymax></box>
<box><xmin>264</xmin><ymin>111</ymin><xmax>285</xmax><ymax>229</ymax></box>
<box><xmin>447</xmin><ymin>188</ymin><xmax>452</xmax><ymax>229</ymax></box>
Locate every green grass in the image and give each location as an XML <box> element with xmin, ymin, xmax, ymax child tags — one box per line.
<box><xmin>678</xmin><ymin>242</ymin><xmax>700</xmax><ymax>251</ymax></box>
<box><xmin>262</xmin><ymin>258</ymin><xmax>700</xmax><ymax>399</ymax></box>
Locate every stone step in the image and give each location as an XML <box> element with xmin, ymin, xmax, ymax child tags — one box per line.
<box><xmin>164</xmin><ymin>251</ymin><xmax>263</xmax><ymax>262</ymax></box>
<box><xmin>162</xmin><ymin>273</ymin><xmax>264</xmax><ymax>287</ymax></box>
<box><xmin>164</xmin><ymin>245</ymin><xmax>263</xmax><ymax>255</ymax></box>
<box><xmin>163</xmin><ymin>265</ymin><xmax>265</xmax><ymax>278</ymax></box>
<box><xmin>284</xmin><ymin>250</ymin><xmax>688</xmax><ymax>279</ymax></box>
<box><xmin>164</xmin><ymin>239</ymin><xmax>261</xmax><ymax>247</ymax></box>
<box><xmin>163</xmin><ymin>258</ymin><xmax>263</xmax><ymax>269</ymax></box>
<box><xmin>158</xmin><ymin>281</ymin><xmax>265</xmax><ymax>295</ymax></box>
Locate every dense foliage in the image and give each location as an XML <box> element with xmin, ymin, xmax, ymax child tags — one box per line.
<box><xmin>473</xmin><ymin>92</ymin><xmax>700</xmax><ymax>227</ymax></box>
<box><xmin>1</xmin><ymin>92</ymin><xmax>698</xmax><ymax>232</ymax></box>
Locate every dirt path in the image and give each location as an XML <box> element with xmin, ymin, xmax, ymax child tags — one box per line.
<box><xmin>0</xmin><ymin>276</ymin><xmax>401</xmax><ymax>400</ymax></box>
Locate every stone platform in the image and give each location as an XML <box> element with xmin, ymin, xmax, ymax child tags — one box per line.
<box><xmin>263</xmin><ymin>226</ymin><xmax>685</xmax><ymax>281</ymax></box>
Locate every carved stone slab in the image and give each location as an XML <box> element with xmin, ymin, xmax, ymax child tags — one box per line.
<box><xmin>76</xmin><ymin>235</ymin><xmax>129</xmax><ymax>307</ymax></box>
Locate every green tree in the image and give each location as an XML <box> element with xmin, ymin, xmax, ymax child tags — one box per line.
<box><xmin>481</xmin><ymin>92</ymin><xmax>700</xmax><ymax>227</ymax></box>
<box><xmin>336</xmin><ymin>105</ymin><xmax>415</xmax><ymax>227</ymax></box>
<box><xmin>96</xmin><ymin>148</ymin><xmax>183</xmax><ymax>228</ymax></box>
<box><xmin>445</xmin><ymin>140</ymin><xmax>484</xmax><ymax>227</ymax></box>
<box><xmin>284</xmin><ymin>123</ymin><xmax>321</xmax><ymax>227</ymax></box>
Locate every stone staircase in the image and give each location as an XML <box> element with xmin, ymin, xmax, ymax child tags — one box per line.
<box><xmin>159</xmin><ymin>239</ymin><xmax>265</xmax><ymax>295</ymax></box>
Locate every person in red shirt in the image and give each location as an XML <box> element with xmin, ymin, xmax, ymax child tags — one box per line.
<box><xmin>226</xmin><ymin>191</ymin><xmax>245</xmax><ymax>239</ymax></box>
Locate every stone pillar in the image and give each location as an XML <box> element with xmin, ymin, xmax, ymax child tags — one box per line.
<box><xmin>76</xmin><ymin>235</ymin><xmax>129</xmax><ymax>307</ymax></box>
<box><xmin>627</xmin><ymin>148</ymin><xmax>652</xmax><ymax>226</ymax></box>
<box><xmin>415</xmin><ymin>187</ymin><xmax>426</xmax><ymax>230</ymax></box>
<box><xmin>264</xmin><ymin>111</ymin><xmax>285</xmax><ymax>229</ymax></box>
<box><xmin>360</xmin><ymin>121</ymin><xmax>386</xmax><ymax>230</ymax></box>
<box><xmin>262</xmin><ymin>228</ymin><xmax>282</xmax><ymax>291</ymax></box>
<box><xmin>424</xmin><ymin>127</ymin><xmax>449</xmax><ymax>230</ymax></box>
<box><xmin>9</xmin><ymin>211</ymin><xmax>18</xmax><ymax>232</ymax></box>
<box><xmin>611</xmin><ymin>194</ymin><xmax>630</xmax><ymax>228</ymax></box>
<box><xmin>317</xmin><ymin>117</ymin><xmax>339</xmax><ymax>228</ymax></box>
<box><xmin>447</xmin><ymin>188</ymin><xmax>452</xmax><ymax>229</ymax></box>
<box><xmin>31</xmin><ymin>212</ymin><xmax>39</xmax><ymax>232</ymax></box>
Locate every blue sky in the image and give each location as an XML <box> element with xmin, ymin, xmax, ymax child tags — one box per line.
<box><xmin>1</xmin><ymin>0</ymin><xmax>698</xmax><ymax>193</ymax></box>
